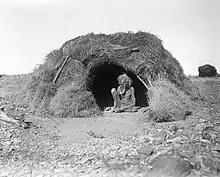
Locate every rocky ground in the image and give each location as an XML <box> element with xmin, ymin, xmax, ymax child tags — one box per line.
<box><xmin>0</xmin><ymin>77</ymin><xmax>220</xmax><ymax>177</ymax></box>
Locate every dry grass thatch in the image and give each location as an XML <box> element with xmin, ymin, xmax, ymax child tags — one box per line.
<box><xmin>15</xmin><ymin>31</ymin><xmax>200</xmax><ymax>118</ymax></box>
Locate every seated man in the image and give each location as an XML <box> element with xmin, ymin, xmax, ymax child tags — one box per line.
<box><xmin>108</xmin><ymin>73</ymin><xmax>137</xmax><ymax>113</ymax></box>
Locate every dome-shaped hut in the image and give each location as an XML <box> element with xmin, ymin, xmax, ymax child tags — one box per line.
<box><xmin>16</xmin><ymin>31</ymin><xmax>199</xmax><ymax>117</ymax></box>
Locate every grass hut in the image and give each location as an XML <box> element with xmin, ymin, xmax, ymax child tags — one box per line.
<box><xmin>16</xmin><ymin>31</ymin><xmax>199</xmax><ymax>118</ymax></box>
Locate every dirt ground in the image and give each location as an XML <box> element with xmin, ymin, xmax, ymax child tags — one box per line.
<box><xmin>59</xmin><ymin>109</ymin><xmax>149</xmax><ymax>144</ymax></box>
<box><xmin>0</xmin><ymin>77</ymin><xmax>220</xmax><ymax>177</ymax></box>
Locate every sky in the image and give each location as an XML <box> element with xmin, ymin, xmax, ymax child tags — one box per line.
<box><xmin>0</xmin><ymin>0</ymin><xmax>219</xmax><ymax>75</ymax></box>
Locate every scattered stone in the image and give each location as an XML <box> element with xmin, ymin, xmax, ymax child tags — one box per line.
<box><xmin>175</xmin><ymin>160</ymin><xmax>193</xmax><ymax>177</ymax></box>
<box><xmin>167</xmin><ymin>136</ymin><xmax>185</xmax><ymax>145</ymax></box>
<box><xmin>2</xmin><ymin>141</ymin><xmax>11</xmax><ymax>151</ymax></box>
<box><xmin>148</xmin><ymin>129</ymin><xmax>173</xmax><ymax>145</ymax></box>
<box><xmin>214</xmin><ymin>137</ymin><xmax>220</xmax><ymax>145</ymax></box>
<box><xmin>1</xmin><ymin>77</ymin><xmax>220</xmax><ymax>177</ymax></box>
<box><xmin>199</xmin><ymin>154</ymin><xmax>220</xmax><ymax>174</ymax></box>
<box><xmin>87</xmin><ymin>131</ymin><xmax>105</xmax><ymax>139</ymax></box>
<box><xmin>148</xmin><ymin>155</ymin><xmax>179</xmax><ymax>176</ymax></box>
<box><xmin>0</xmin><ymin>170</ymin><xmax>10</xmax><ymax>177</ymax></box>
<box><xmin>185</xmin><ymin>110</ymin><xmax>193</xmax><ymax>117</ymax></box>
<box><xmin>194</xmin><ymin>123</ymin><xmax>207</xmax><ymax>132</ymax></box>
<box><xmin>137</xmin><ymin>144</ymin><xmax>153</xmax><ymax>157</ymax></box>
<box><xmin>169</xmin><ymin>124</ymin><xmax>180</xmax><ymax>133</ymax></box>
<box><xmin>201</xmin><ymin>131</ymin><xmax>212</xmax><ymax>141</ymax></box>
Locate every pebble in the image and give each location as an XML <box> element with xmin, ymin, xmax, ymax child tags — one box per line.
<box><xmin>57</xmin><ymin>161</ymin><xmax>68</xmax><ymax>167</ymax></box>
<box><xmin>201</xmin><ymin>131</ymin><xmax>212</xmax><ymax>140</ymax></box>
<box><xmin>194</xmin><ymin>123</ymin><xmax>206</xmax><ymax>132</ymax></box>
<box><xmin>0</xmin><ymin>171</ymin><xmax>10</xmax><ymax>177</ymax></box>
<box><xmin>214</xmin><ymin>137</ymin><xmax>220</xmax><ymax>144</ymax></box>
<box><xmin>2</xmin><ymin>141</ymin><xmax>11</xmax><ymax>150</ymax></box>
<box><xmin>137</xmin><ymin>144</ymin><xmax>153</xmax><ymax>157</ymax></box>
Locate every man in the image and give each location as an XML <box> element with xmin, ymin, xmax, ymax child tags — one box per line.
<box><xmin>108</xmin><ymin>73</ymin><xmax>136</xmax><ymax>113</ymax></box>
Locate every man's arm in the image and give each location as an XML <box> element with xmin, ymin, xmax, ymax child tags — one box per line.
<box><xmin>115</xmin><ymin>87</ymin><xmax>135</xmax><ymax>112</ymax></box>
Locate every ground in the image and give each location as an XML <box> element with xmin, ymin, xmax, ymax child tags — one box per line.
<box><xmin>0</xmin><ymin>77</ymin><xmax>220</xmax><ymax>177</ymax></box>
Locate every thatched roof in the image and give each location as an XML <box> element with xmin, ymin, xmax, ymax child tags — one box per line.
<box><xmin>16</xmin><ymin>31</ymin><xmax>199</xmax><ymax>117</ymax></box>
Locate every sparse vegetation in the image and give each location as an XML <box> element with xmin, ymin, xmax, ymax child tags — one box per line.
<box><xmin>0</xmin><ymin>74</ymin><xmax>30</xmax><ymax>110</ymax></box>
<box><xmin>147</xmin><ymin>78</ymin><xmax>195</xmax><ymax>122</ymax></box>
<box><xmin>0</xmin><ymin>74</ymin><xmax>29</xmax><ymax>97</ymax></box>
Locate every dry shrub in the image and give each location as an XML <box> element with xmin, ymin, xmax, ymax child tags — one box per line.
<box><xmin>0</xmin><ymin>74</ymin><xmax>30</xmax><ymax>111</ymax></box>
<box><xmin>148</xmin><ymin>78</ymin><xmax>194</xmax><ymax>122</ymax></box>
<box><xmin>50</xmin><ymin>83</ymin><xmax>101</xmax><ymax>118</ymax></box>
<box><xmin>0</xmin><ymin>74</ymin><xmax>29</xmax><ymax>98</ymax></box>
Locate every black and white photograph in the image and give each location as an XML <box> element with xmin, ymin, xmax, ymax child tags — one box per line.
<box><xmin>0</xmin><ymin>0</ymin><xmax>219</xmax><ymax>176</ymax></box>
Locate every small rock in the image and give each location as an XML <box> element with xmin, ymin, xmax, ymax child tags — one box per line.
<box><xmin>185</xmin><ymin>110</ymin><xmax>193</xmax><ymax>117</ymax></box>
<box><xmin>2</xmin><ymin>141</ymin><xmax>11</xmax><ymax>150</ymax></box>
<box><xmin>148</xmin><ymin>155</ymin><xmax>178</xmax><ymax>176</ymax></box>
<box><xmin>0</xmin><ymin>171</ymin><xmax>10</xmax><ymax>177</ymax></box>
<box><xmin>201</xmin><ymin>131</ymin><xmax>212</xmax><ymax>141</ymax></box>
<box><xmin>167</xmin><ymin>136</ymin><xmax>184</xmax><ymax>145</ymax></box>
<box><xmin>169</xmin><ymin>124</ymin><xmax>179</xmax><ymax>133</ymax></box>
<box><xmin>120</xmin><ymin>150</ymin><xmax>128</xmax><ymax>158</ymax></box>
<box><xmin>128</xmin><ymin>150</ymin><xmax>139</xmax><ymax>156</ymax></box>
<box><xmin>214</xmin><ymin>137</ymin><xmax>220</xmax><ymax>145</ymax></box>
<box><xmin>137</xmin><ymin>144</ymin><xmax>153</xmax><ymax>157</ymax></box>
<box><xmin>87</xmin><ymin>131</ymin><xmax>105</xmax><ymax>139</ymax></box>
<box><xmin>180</xmin><ymin>150</ymin><xmax>194</xmax><ymax>159</ymax></box>
<box><xmin>152</xmin><ymin>138</ymin><xmax>163</xmax><ymax>145</ymax></box>
<box><xmin>174</xmin><ymin>160</ymin><xmax>193</xmax><ymax>177</ymax></box>
<box><xmin>193</xmin><ymin>161</ymin><xmax>202</xmax><ymax>171</ymax></box>
<box><xmin>57</xmin><ymin>161</ymin><xmax>68</xmax><ymax>166</ymax></box>
<box><xmin>195</xmin><ymin>123</ymin><xmax>206</xmax><ymax>132</ymax></box>
<box><xmin>137</xmin><ymin>135</ymin><xmax>150</xmax><ymax>143</ymax></box>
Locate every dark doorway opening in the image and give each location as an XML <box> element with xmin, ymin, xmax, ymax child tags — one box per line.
<box><xmin>86</xmin><ymin>63</ymin><xmax>149</xmax><ymax>110</ymax></box>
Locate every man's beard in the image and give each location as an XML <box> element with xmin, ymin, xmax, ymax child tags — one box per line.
<box><xmin>118</xmin><ymin>84</ymin><xmax>126</xmax><ymax>94</ymax></box>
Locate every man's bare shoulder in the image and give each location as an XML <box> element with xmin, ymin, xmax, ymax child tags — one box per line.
<box><xmin>130</xmin><ymin>87</ymin><xmax>134</xmax><ymax>91</ymax></box>
<box><xmin>126</xmin><ymin>87</ymin><xmax>134</xmax><ymax>95</ymax></box>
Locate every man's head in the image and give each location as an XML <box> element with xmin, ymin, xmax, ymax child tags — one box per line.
<box><xmin>117</xmin><ymin>73</ymin><xmax>132</xmax><ymax>88</ymax></box>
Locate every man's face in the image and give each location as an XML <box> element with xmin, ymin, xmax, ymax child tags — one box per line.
<box><xmin>118</xmin><ymin>78</ymin><xmax>126</xmax><ymax>95</ymax></box>
<box><xmin>118</xmin><ymin>78</ymin><xmax>126</xmax><ymax>86</ymax></box>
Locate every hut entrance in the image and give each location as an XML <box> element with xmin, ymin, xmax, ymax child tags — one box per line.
<box><xmin>86</xmin><ymin>63</ymin><xmax>148</xmax><ymax>110</ymax></box>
